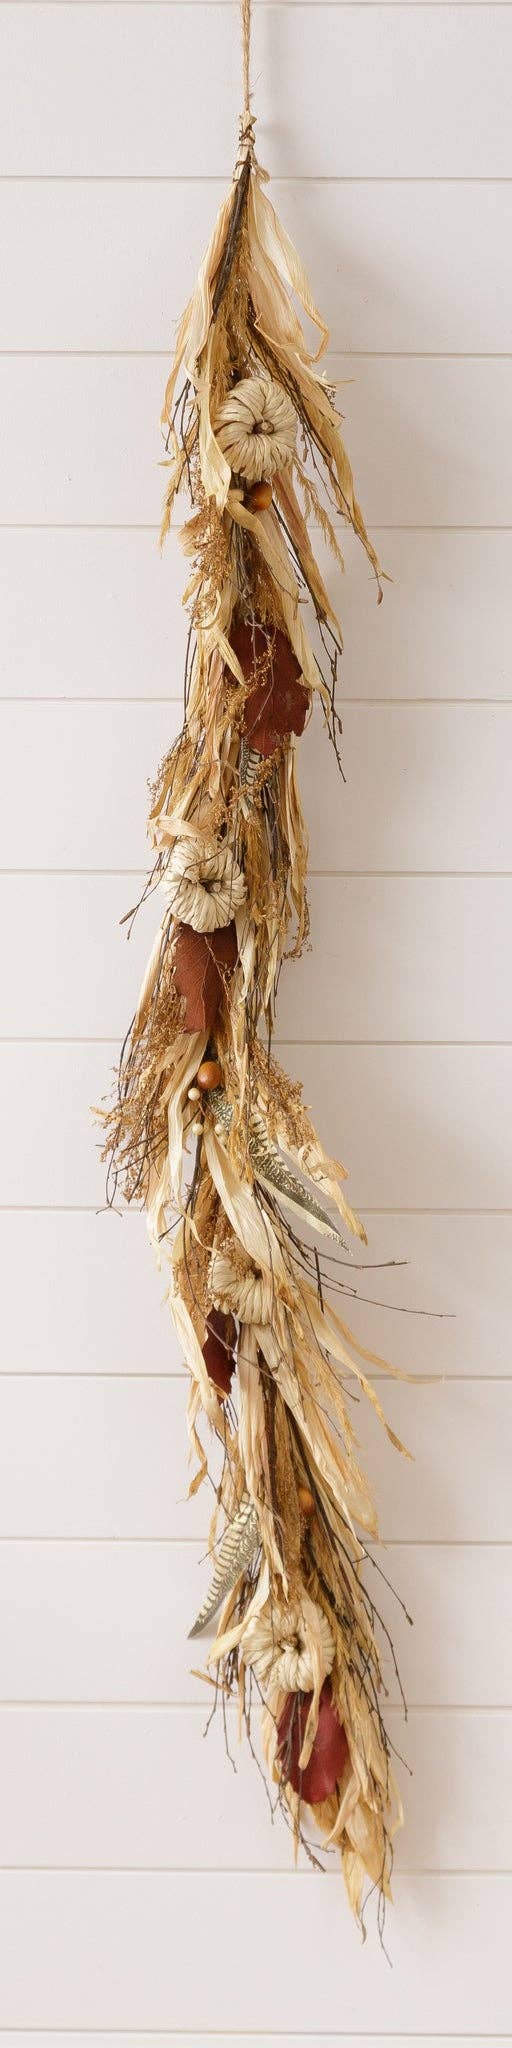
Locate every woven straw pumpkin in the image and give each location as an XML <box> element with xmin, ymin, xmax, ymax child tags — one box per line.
<box><xmin>162</xmin><ymin>837</ymin><xmax>246</xmax><ymax>933</ymax></box>
<box><xmin>215</xmin><ymin>374</ymin><xmax>296</xmax><ymax>483</ymax></box>
<box><xmin>209</xmin><ymin>1245</ymin><xmax>275</xmax><ymax>1326</ymax></box>
<box><xmin>244</xmin><ymin>1599</ymin><xmax>335</xmax><ymax>1694</ymax></box>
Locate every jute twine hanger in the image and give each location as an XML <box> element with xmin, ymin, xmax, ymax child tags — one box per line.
<box><xmin>237</xmin><ymin>0</ymin><xmax>257</xmax><ymax>168</ymax></box>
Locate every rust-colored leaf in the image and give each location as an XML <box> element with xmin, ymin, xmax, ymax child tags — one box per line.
<box><xmin>277</xmin><ymin>1679</ymin><xmax>349</xmax><ymax>1805</ymax></box>
<box><xmin>229</xmin><ymin>620</ymin><xmax>308</xmax><ymax>758</ymax></box>
<box><xmin>202</xmin><ymin>1306</ymin><xmax>237</xmax><ymax>1396</ymax></box>
<box><xmin>172</xmin><ymin>922</ymin><xmax>238</xmax><ymax>1033</ymax></box>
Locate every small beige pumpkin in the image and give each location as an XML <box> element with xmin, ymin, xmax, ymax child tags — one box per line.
<box><xmin>243</xmin><ymin>1598</ymin><xmax>335</xmax><ymax>1694</ymax></box>
<box><xmin>162</xmin><ymin>837</ymin><xmax>246</xmax><ymax>933</ymax></box>
<box><xmin>209</xmin><ymin>1245</ymin><xmax>275</xmax><ymax>1326</ymax></box>
<box><xmin>215</xmin><ymin>374</ymin><xmax>296</xmax><ymax>483</ymax></box>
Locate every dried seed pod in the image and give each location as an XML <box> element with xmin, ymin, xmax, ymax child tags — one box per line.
<box><xmin>202</xmin><ymin>1307</ymin><xmax>237</xmax><ymax>1398</ymax></box>
<box><xmin>297</xmin><ymin>1484</ymin><xmax>316</xmax><ymax>1520</ymax></box>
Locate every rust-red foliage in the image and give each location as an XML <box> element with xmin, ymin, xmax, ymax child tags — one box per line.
<box><xmin>202</xmin><ymin>1307</ymin><xmax>237</xmax><ymax>1396</ymax></box>
<box><xmin>229</xmin><ymin>620</ymin><xmax>308</xmax><ymax>757</ymax></box>
<box><xmin>172</xmin><ymin>922</ymin><xmax>238</xmax><ymax>1033</ymax></box>
<box><xmin>277</xmin><ymin>1678</ymin><xmax>349</xmax><ymax>1805</ymax></box>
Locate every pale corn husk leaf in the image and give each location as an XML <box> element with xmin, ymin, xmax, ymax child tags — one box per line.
<box><xmin>161</xmin><ymin>180</ymin><xmax>238</xmax><ymax>429</ymax></box>
<box><xmin>246</xmin><ymin>173</ymin><xmax>383</xmax><ymax>588</ymax></box>
<box><xmin>132</xmin><ymin>923</ymin><xmax>167</xmax><ymax>1039</ymax></box>
<box><xmin>203</xmin><ymin>1122</ymin><xmax>290</xmax><ymax>1289</ymax></box>
<box><xmin>228</xmin><ymin>491</ymin><xmax>330</xmax><ymax>706</ymax></box>
<box><xmin>273</xmin><ymin>466</ymin><xmax>342</xmax><ymax>635</ymax></box>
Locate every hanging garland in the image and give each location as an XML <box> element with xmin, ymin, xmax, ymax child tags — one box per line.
<box><xmin>103</xmin><ymin>1</ymin><xmax>413</xmax><ymax>1925</ymax></box>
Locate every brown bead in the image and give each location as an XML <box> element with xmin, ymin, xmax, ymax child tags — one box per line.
<box><xmin>297</xmin><ymin>1484</ymin><xmax>315</xmax><ymax>1519</ymax></box>
<box><xmin>196</xmin><ymin>1059</ymin><xmax>223</xmax><ymax>1093</ymax></box>
<box><xmin>245</xmin><ymin>479</ymin><xmax>273</xmax><ymax>512</ymax></box>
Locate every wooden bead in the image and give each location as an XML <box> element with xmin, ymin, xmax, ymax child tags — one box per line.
<box><xmin>245</xmin><ymin>479</ymin><xmax>273</xmax><ymax>512</ymax></box>
<box><xmin>297</xmin><ymin>1484</ymin><xmax>315</xmax><ymax>1519</ymax></box>
<box><xmin>187</xmin><ymin>1085</ymin><xmax>201</xmax><ymax>1102</ymax></box>
<box><xmin>196</xmin><ymin>1059</ymin><xmax>223</xmax><ymax>1093</ymax></box>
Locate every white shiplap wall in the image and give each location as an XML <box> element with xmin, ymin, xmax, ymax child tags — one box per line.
<box><xmin>1</xmin><ymin>0</ymin><xmax>511</xmax><ymax>2037</ymax></box>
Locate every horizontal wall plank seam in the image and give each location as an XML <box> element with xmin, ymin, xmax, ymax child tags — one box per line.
<box><xmin>5</xmin><ymin>700</ymin><xmax>512</xmax><ymax>709</ymax></box>
<box><xmin>2</xmin><ymin>351</ymin><xmax>512</xmax><ymax>361</ymax></box>
<box><xmin>3</xmin><ymin>873</ymin><xmax>512</xmax><ymax>885</ymax></box>
<box><xmin>1</xmin><ymin>1204</ymin><xmax>509</xmax><ymax>1216</ymax></box>
<box><xmin>0</xmin><ymin>1865</ymin><xmax>507</xmax><ymax>1881</ymax></box>
<box><xmin>0</xmin><ymin>1866</ymin><xmax>507</xmax><ymax>1879</ymax></box>
<box><xmin>0</xmin><ymin>1709</ymin><xmax>508</xmax><ymax>1726</ymax></box>
<box><xmin>2</xmin><ymin>1038</ymin><xmax>512</xmax><ymax>1050</ymax></box>
<box><xmin>0</xmin><ymin>1700</ymin><xmax>508</xmax><ymax>1714</ymax></box>
<box><xmin>10</xmin><ymin>1</ymin><xmax>512</xmax><ymax>9</ymax></box>
<box><xmin>0</xmin><ymin>2023</ymin><xmax>507</xmax><ymax>2039</ymax></box>
<box><xmin>8</xmin><ymin>171</ymin><xmax>512</xmax><ymax>183</ymax></box>
<box><xmin>13</xmin><ymin>0</ymin><xmax>512</xmax><ymax>7</ymax></box>
<box><xmin>0</xmin><ymin>2031</ymin><xmax>505</xmax><ymax>2048</ymax></box>
<box><xmin>0</xmin><ymin>1366</ymin><xmax>501</xmax><ymax>1383</ymax></box>
<box><xmin>4</xmin><ymin>701</ymin><xmax>512</xmax><ymax>711</ymax></box>
<box><xmin>0</xmin><ymin>2031</ymin><xmax>503</xmax><ymax>2048</ymax></box>
<box><xmin>4</xmin><ymin>523</ymin><xmax>512</xmax><ymax>534</ymax></box>
<box><xmin>0</xmin><ymin>1537</ymin><xmax>507</xmax><ymax>1549</ymax></box>
<box><xmin>0</xmin><ymin>1372</ymin><xmax>510</xmax><ymax>1385</ymax></box>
